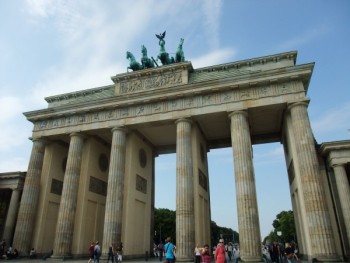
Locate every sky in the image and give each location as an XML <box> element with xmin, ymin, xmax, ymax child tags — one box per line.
<box><xmin>1</xmin><ymin>0</ymin><xmax>350</xmax><ymax>240</ymax></box>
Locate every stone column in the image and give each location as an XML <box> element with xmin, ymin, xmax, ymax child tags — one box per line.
<box><xmin>52</xmin><ymin>133</ymin><xmax>85</xmax><ymax>258</ymax></box>
<box><xmin>175</xmin><ymin>118</ymin><xmax>194</xmax><ymax>261</ymax></box>
<box><xmin>13</xmin><ymin>138</ymin><xmax>46</xmax><ymax>255</ymax></box>
<box><xmin>102</xmin><ymin>127</ymin><xmax>127</xmax><ymax>256</ymax></box>
<box><xmin>229</xmin><ymin>111</ymin><xmax>261</xmax><ymax>262</ymax></box>
<box><xmin>288</xmin><ymin>102</ymin><xmax>338</xmax><ymax>261</ymax></box>
<box><xmin>332</xmin><ymin>164</ymin><xmax>350</xmax><ymax>248</ymax></box>
<box><xmin>2</xmin><ymin>189</ymin><xmax>21</xmax><ymax>244</ymax></box>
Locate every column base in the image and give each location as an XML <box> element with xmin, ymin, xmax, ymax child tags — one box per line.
<box><xmin>314</xmin><ymin>255</ymin><xmax>342</xmax><ymax>262</ymax></box>
<box><xmin>49</xmin><ymin>255</ymin><xmax>73</xmax><ymax>261</ymax></box>
<box><xmin>240</xmin><ymin>256</ymin><xmax>264</xmax><ymax>262</ymax></box>
<box><xmin>175</xmin><ymin>257</ymin><xmax>194</xmax><ymax>262</ymax></box>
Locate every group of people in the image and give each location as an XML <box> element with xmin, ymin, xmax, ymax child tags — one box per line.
<box><xmin>0</xmin><ymin>239</ymin><xmax>19</xmax><ymax>260</ymax></box>
<box><xmin>262</xmin><ymin>241</ymin><xmax>299</xmax><ymax>263</ymax></box>
<box><xmin>153</xmin><ymin>237</ymin><xmax>176</xmax><ymax>263</ymax></box>
<box><xmin>88</xmin><ymin>241</ymin><xmax>123</xmax><ymax>263</ymax></box>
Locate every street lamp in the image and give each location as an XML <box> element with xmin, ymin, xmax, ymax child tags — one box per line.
<box><xmin>277</xmin><ymin>231</ymin><xmax>282</xmax><ymax>244</ymax></box>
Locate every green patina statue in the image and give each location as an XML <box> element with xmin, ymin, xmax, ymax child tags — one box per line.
<box><xmin>126</xmin><ymin>51</ymin><xmax>143</xmax><ymax>71</ymax></box>
<box><xmin>125</xmin><ymin>31</ymin><xmax>185</xmax><ymax>71</ymax></box>
<box><xmin>156</xmin><ymin>31</ymin><xmax>174</xmax><ymax>65</ymax></box>
<box><xmin>141</xmin><ymin>45</ymin><xmax>155</xmax><ymax>69</ymax></box>
<box><xmin>175</xmin><ymin>38</ymin><xmax>185</xmax><ymax>63</ymax></box>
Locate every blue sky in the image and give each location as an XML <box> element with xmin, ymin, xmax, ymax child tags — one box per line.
<box><xmin>1</xmin><ymin>1</ymin><xmax>349</xmax><ymax>239</ymax></box>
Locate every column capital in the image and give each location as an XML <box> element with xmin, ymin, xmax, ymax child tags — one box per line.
<box><xmin>30</xmin><ymin>137</ymin><xmax>49</xmax><ymax>144</ymax></box>
<box><xmin>228</xmin><ymin>110</ymin><xmax>248</xmax><ymax>119</ymax></box>
<box><xmin>175</xmin><ymin>118</ymin><xmax>192</xmax><ymax>125</ymax></box>
<box><xmin>287</xmin><ymin>100</ymin><xmax>310</xmax><ymax>111</ymax></box>
<box><xmin>111</xmin><ymin>126</ymin><xmax>128</xmax><ymax>133</ymax></box>
<box><xmin>331</xmin><ymin>163</ymin><xmax>346</xmax><ymax>169</ymax></box>
<box><xmin>69</xmin><ymin>132</ymin><xmax>87</xmax><ymax>139</ymax></box>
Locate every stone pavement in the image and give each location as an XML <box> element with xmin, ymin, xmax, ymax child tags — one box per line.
<box><xmin>0</xmin><ymin>257</ymin><xmax>165</xmax><ymax>263</ymax></box>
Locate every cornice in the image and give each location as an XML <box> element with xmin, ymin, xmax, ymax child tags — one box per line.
<box><xmin>319</xmin><ymin>140</ymin><xmax>350</xmax><ymax>155</ymax></box>
<box><xmin>23</xmin><ymin>62</ymin><xmax>314</xmax><ymax>122</ymax></box>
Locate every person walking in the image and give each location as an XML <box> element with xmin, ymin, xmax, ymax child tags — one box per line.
<box><xmin>284</xmin><ymin>243</ymin><xmax>299</xmax><ymax>263</ymax></box>
<box><xmin>87</xmin><ymin>242</ymin><xmax>94</xmax><ymax>263</ymax></box>
<box><xmin>94</xmin><ymin>241</ymin><xmax>101</xmax><ymax>263</ymax></box>
<box><xmin>194</xmin><ymin>244</ymin><xmax>202</xmax><ymax>263</ymax></box>
<box><xmin>215</xmin><ymin>239</ymin><xmax>226</xmax><ymax>263</ymax></box>
<box><xmin>201</xmin><ymin>244</ymin><xmax>212</xmax><ymax>263</ymax></box>
<box><xmin>107</xmin><ymin>243</ymin><xmax>115</xmax><ymax>263</ymax></box>
<box><xmin>158</xmin><ymin>241</ymin><xmax>164</xmax><ymax>261</ymax></box>
<box><xmin>164</xmin><ymin>237</ymin><xmax>176</xmax><ymax>263</ymax></box>
<box><xmin>116</xmin><ymin>242</ymin><xmax>123</xmax><ymax>263</ymax></box>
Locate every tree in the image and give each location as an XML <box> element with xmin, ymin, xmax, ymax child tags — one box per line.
<box><xmin>154</xmin><ymin>208</ymin><xmax>176</xmax><ymax>244</ymax></box>
<box><xmin>154</xmin><ymin>208</ymin><xmax>239</xmax><ymax>247</ymax></box>
<box><xmin>268</xmin><ymin>210</ymin><xmax>296</xmax><ymax>243</ymax></box>
<box><xmin>211</xmin><ymin>221</ymin><xmax>239</xmax><ymax>246</ymax></box>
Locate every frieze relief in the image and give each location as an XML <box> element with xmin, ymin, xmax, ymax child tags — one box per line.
<box><xmin>117</xmin><ymin>71</ymin><xmax>183</xmax><ymax>95</ymax></box>
<box><xmin>34</xmin><ymin>81</ymin><xmax>302</xmax><ymax>132</ymax></box>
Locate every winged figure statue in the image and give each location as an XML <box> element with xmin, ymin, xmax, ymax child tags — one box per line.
<box><xmin>155</xmin><ymin>31</ymin><xmax>166</xmax><ymax>40</ymax></box>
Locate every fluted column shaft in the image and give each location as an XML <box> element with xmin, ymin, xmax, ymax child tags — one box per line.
<box><xmin>229</xmin><ymin>111</ymin><xmax>261</xmax><ymax>262</ymax></box>
<box><xmin>332</xmin><ymin>164</ymin><xmax>350</xmax><ymax>246</ymax></box>
<box><xmin>2</xmin><ymin>189</ymin><xmax>21</xmax><ymax>244</ymax></box>
<box><xmin>175</xmin><ymin>118</ymin><xmax>194</xmax><ymax>261</ymax></box>
<box><xmin>52</xmin><ymin>133</ymin><xmax>85</xmax><ymax>258</ymax></box>
<box><xmin>289</xmin><ymin>102</ymin><xmax>338</xmax><ymax>261</ymax></box>
<box><xmin>102</xmin><ymin>127</ymin><xmax>127</xmax><ymax>256</ymax></box>
<box><xmin>13</xmin><ymin>138</ymin><xmax>46</xmax><ymax>255</ymax></box>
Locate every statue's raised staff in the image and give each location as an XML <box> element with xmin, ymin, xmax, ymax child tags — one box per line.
<box><xmin>175</xmin><ymin>38</ymin><xmax>185</xmax><ymax>63</ymax></box>
<box><xmin>156</xmin><ymin>31</ymin><xmax>173</xmax><ymax>65</ymax></box>
<box><xmin>141</xmin><ymin>45</ymin><xmax>155</xmax><ymax>69</ymax></box>
<box><xmin>126</xmin><ymin>51</ymin><xmax>143</xmax><ymax>72</ymax></box>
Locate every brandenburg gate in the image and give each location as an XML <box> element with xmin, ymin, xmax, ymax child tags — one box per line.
<box><xmin>2</xmin><ymin>51</ymin><xmax>350</xmax><ymax>261</ymax></box>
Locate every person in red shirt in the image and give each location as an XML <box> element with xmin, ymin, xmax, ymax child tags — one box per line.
<box><xmin>201</xmin><ymin>244</ymin><xmax>212</xmax><ymax>263</ymax></box>
<box><xmin>215</xmin><ymin>239</ymin><xmax>226</xmax><ymax>263</ymax></box>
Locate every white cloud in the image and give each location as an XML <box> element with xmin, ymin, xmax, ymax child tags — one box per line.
<box><xmin>0</xmin><ymin>156</ymin><xmax>29</xmax><ymax>173</ymax></box>
<box><xmin>191</xmin><ymin>48</ymin><xmax>237</xmax><ymax>68</ymax></box>
<box><xmin>0</xmin><ymin>97</ymin><xmax>25</xmax><ymax>123</ymax></box>
<box><xmin>201</xmin><ymin>0</ymin><xmax>223</xmax><ymax>49</ymax></box>
<box><xmin>278</xmin><ymin>25</ymin><xmax>330</xmax><ymax>51</ymax></box>
<box><xmin>312</xmin><ymin>102</ymin><xmax>350</xmax><ymax>141</ymax></box>
<box><xmin>25</xmin><ymin>0</ymin><xmax>57</xmax><ymax>17</ymax></box>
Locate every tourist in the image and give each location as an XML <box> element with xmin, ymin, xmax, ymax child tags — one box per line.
<box><xmin>29</xmin><ymin>247</ymin><xmax>37</xmax><ymax>259</ymax></box>
<box><xmin>215</xmin><ymin>239</ymin><xmax>226</xmax><ymax>263</ymax></box>
<box><xmin>158</xmin><ymin>241</ymin><xmax>164</xmax><ymax>261</ymax></box>
<box><xmin>107</xmin><ymin>243</ymin><xmax>115</xmax><ymax>263</ymax></box>
<box><xmin>94</xmin><ymin>241</ymin><xmax>101</xmax><ymax>263</ymax></box>
<box><xmin>284</xmin><ymin>243</ymin><xmax>298</xmax><ymax>263</ymax></box>
<box><xmin>164</xmin><ymin>237</ymin><xmax>176</xmax><ymax>263</ymax></box>
<box><xmin>88</xmin><ymin>242</ymin><xmax>94</xmax><ymax>263</ymax></box>
<box><xmin>194</xmin><ymin>243</ymin><xmax>202</xmax><ymax>263</ymax></box>
<box><xmin>201</xmin><ymin>244</ymin><xmax>212</xmax><ymax>263</ymax></box>
<box><xmin>116</xmin><ymin>242</ymin><xmax>123</xmax><ymax>263</ymax></box>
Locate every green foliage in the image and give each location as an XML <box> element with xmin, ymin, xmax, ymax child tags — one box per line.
<box><xmin>211</xmin><ymin>221</ymin><xmax>239</xmax><ymax>246</ymax></box>
<box><xmin>154</xmin><ymin>208</ymin><xmax>239</xmax><ymax>247</ymax></box>
<box><xmin>267</xmin><ymin>210</ymin><xmax>296</xmax><ymax>243</ymax></box>
<box><xmin>154</xmin><ymin>208</ymin><xmax>176</xmax><ymax>244</ymax></box>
